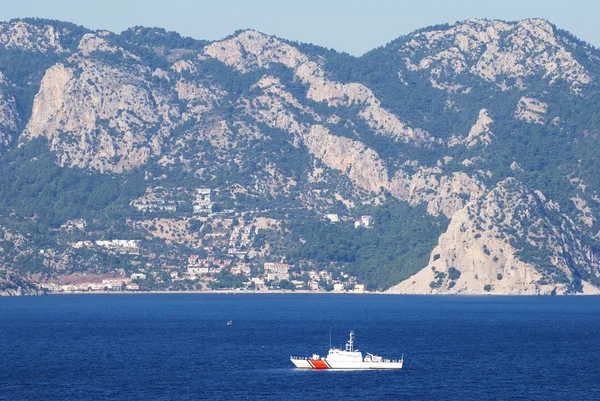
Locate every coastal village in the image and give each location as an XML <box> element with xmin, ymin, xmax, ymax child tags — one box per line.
<box><xmin>40</xmin><ymin>262</ymin><xmax>368</xmax><ymax>294</ymax></box>
<box><xmin>39</xmin><ymin>187</ymin><xmax>372</xmax><ymax>294</ymax></box>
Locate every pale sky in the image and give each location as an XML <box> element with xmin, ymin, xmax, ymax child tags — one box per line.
<box><xmin>0</xmin><ymin>0</ymin><xmax>597</xmax><ymax>55</ymax></box>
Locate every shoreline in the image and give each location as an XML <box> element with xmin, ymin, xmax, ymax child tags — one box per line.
<box><xmin>43</xmin><ymin>290</ymin><xmax>600</xmax><ymax>296</ymax></box>
<box><xmin>46</xmin><ymin>289</ymin><xmax>378</xmax><ymax>295</ymax></box>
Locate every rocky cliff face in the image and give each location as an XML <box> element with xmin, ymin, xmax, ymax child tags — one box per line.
<box><xmin>0</xmin><ymin>226</ymin><xmax>42</xmax><ymax>296</ymax></box>
<box><xmin>0</xmin><ymin>72</ymin><xmax>19</xmax><ymax>147</ymax></box>
<box><xmin>515</xmin><ymin>97</ymin><xmax>548</xmax><ymax>124</ymax></box>
<box><xmin>205</xmin><ymin>30</ymin><xmax>433</xmax><ymax>145</ymax></box>
<box><xmin>0</xmin><ymin>20</ymin><xmax>66</xmax><ymax>54</ymax></box>
<box><xmin>0</xmin><ymin>271</ymin><xmax>42</xmax><ymax>296</ymax></box>
<box><xmin>22</xmin><ymin>40</ymin><xmax>180</xmax><ymax>172</ymax></box>
<box><xmin>401</xmin><ymin>19</ymin><xmax>591</xmax><ymax>92</ymax></box>
<box><xmin>388</xmin><ymin>178</ymin><xmax>600</xmax><ymax>295</ymax></box>
<box><xmin>0</xmin><ymin>18</ymin><xmax>599</xmax><ymax>294</ymax></box>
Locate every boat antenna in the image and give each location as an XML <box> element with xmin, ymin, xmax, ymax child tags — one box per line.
<box><xmin>329</xmin><ymin>328</ymin><xmax>332</xmax><ymax>349</ymax></box>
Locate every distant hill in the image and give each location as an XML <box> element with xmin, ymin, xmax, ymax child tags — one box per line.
<box><xmin>1</xmin><ymin>18</ymin><xmax>600</xmax><ymax>295</ymax></box>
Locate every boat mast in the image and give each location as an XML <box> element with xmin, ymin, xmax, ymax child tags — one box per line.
<box><xmin>346</xmin><ymin>331</ymin><xmax>355</xmax><ymax>352</ymax></box>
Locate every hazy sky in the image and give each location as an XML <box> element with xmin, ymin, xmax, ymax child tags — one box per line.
<box><xmin>0</xmin><ymin>0</ymin><xmax>597</xmax><ymax>55</ymax></box>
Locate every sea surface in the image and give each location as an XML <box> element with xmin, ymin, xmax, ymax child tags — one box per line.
<box><xmin>1</xmin><ymin>294</ymin><xmax>600</xmax><ymax>400</ymax></box>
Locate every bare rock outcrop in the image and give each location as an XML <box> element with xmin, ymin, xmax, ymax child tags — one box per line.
<box><xmin>205</xmin><ymin>30</ymin><xmax>432</xmax><ymax>144</ymax></box>
<box><xmin>465</xmin><ymin>109</ymin><xmax>493</xmax><ymax>148</ymax></box>
<box><xmin>571</xmin><ymin>197</ymin><xmax>596</xmax><ymax>227</ymax></box>
<box><xmin>0</xmin><ymin>21</ymin><xmax>66</xmax><ymax>53</ymax></box>
<box><xmin>515</xmin><ymin>96</ymin><xmax>548</xmax><ymax>124</ymax></box>
<box><xmin>303</xmin><ymin>125</ymin><xmax>389</xmax><ymax>193</ymax></box>
<box><xmin>241</xmin><ymin>75</ymin><xmax>313</xmax><ymax>136</ymax></box>
<box><xmin>0</xmin><ymin>272</ymin><xmax>42</xmax><ymax>296</ymax></box>
<box><xmin>0</xmin><ymin>225</ymin><xmax>43</xmax><ymax>296</ymax></box>
<box><xmin>21</xmin><ymin>59</ymin><xmax>179</xmax><ymax>173</ymax></box>
<box><xmin>77</xmin><ymin>32</ymin><xmax>139</xmax><ymax>60</ymax></box>
<box><xmin>240</xmin><ymin>74</ymin><xmax>486</xmax><ymax>217</ymax></box>
<box><xmin>446</xmin><ymin>108</ymin><xmax>494</xmax><ymax>149</ymax></box>
<box><xmin>0</xmin><ymin>72</ymin><xmax>19</xmax><ymax>147</ymax></box>
<box><xmin>240</xmin><ymin>77</ymin><xmax>485</xmax><ymax>216</ymax></box>
<box><xmin>403</xmin><ymin>19</ymin><xmax>591</xmax><ymax>92</ymax></box>
<box><xmin>388</xmin><ymin>178</ymin><xmax>600</xmax><ymax>295</ymax></box>
<box><xmin>175</xmin><ymin>78</ymin><xmax>226</xmax><ymax>121</ymax></box>
<box><xmin>389</xmin><ymin>168</ymin><xmax>486</xmax><ymax>218</ymax></box>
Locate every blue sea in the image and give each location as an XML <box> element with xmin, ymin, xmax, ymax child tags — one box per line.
<box><xmin>1</xmin><ymin>294</ymin><xmax>600</xmax><ymax>400</ymax></box>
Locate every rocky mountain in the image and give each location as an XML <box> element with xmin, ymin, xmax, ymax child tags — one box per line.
<box><xmin>1</xmin><ymin>17</ymin><xmax>600</xmax><ymax>295</ymax></box>
<box><xmin>388</xmin><ymin>178</ymin><xmax>600</xmax><ymax>295</ymax></box>
<box><xmin>0</xmin><ymin>269</ymin><xmax>41</xmax><ymax>296</ymax></box>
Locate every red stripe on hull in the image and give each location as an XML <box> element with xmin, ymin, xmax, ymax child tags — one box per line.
<box><xmin>309</xmin><ymin>359</ymin><xmax>329</xmax><ymax>369</ymax></box>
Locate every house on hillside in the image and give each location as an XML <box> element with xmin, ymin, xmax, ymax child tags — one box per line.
<box><xmin>130</xmin><ymin>273</ymin><xmax>147</xmax><ymax>280</ymax></box>
<box><xmin>354</xmin><ymin>215</ymin><xmax>373</xmax><ymax>228</ymax></box>
<box><xmin>193</xmin><ymin>188</ymin><xmax>213</xmax><ymax>214</ymax></box>
<box><xmin>264</xmin><ymin>262</ymin><xmax>290</xmax><ymax>275</ymax></box>
<box><xmin>95</xmin><ymin>240</ymin><xmax>140</xmax><ymax>253</ymax></box>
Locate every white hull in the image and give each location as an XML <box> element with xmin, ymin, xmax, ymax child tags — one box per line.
<box><xmin>291</xmin><ymin>331</ymin><xmax>403</xmax><ymax>370</ymax></box>
<box><xmin>291</xmin><ymin>358</ymin><xmax>313</xmax><ymax>369</ymax></box>
<box><xmin>291</xmin><ymin>357</ymin><xmax>403</xmax><ymax>370</ymax></box>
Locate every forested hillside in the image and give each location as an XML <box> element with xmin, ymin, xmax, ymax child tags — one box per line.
<box><xmin>1</xmin><ymin>17</ymin><xmax>600</xmax><ymax>295</ymax></box>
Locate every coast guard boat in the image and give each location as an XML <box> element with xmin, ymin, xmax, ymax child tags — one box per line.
<box><xmin>290</xmin><ymin>331</ymin><xmax>403</xmax><ymax>370</ymax></box>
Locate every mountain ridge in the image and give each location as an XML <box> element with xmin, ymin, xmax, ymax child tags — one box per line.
<box><xmin>0</xmin><ymin>17</ymin><xmax>600</xmax><ymax>295</ymax></box>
